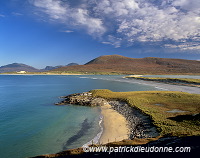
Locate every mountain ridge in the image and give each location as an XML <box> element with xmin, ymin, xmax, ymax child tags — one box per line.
<box><xmin>0</xmin><ymin>63</ymin><xmax>39</xmax><ymax>73</ymax></box>
<box><xmin>53</xmin><ymin>55</ymin><xmax>200</xmax><ymax>74</ymax></box>
<box><xmin>1</xmin><ymin>55</ymin><xmax>200</xmax><ymax>74</ymax></box>
<box><xmin>43</xmin><ymin>63</ymin><xmax>79</xmax><ymax>71</ymax></box>
<box><xmin>0</xmin><ymin>63</ymin><xmax>80</xmax><ymax>73</ymax></box>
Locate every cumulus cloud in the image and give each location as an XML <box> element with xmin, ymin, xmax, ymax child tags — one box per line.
<box><xmin>30</xmin><ymin>0</ymin><xmax>200</xmax><ymax>50</ymax></box>
<box><xmin>30</xmin><ymin>0</ymin><xmax>106</xmax><ymax>36</ymax></box>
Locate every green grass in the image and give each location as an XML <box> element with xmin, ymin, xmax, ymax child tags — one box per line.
<box><xmin>126</xmin><ymin>76</ymin><xmax>200</xmax><ymax>85</ymax></box>
<box><xmin>91</xmin><ymin>89</ymin><xmax>200</xmax><ymax>137</ymax></box>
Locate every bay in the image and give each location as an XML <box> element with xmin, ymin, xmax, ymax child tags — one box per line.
<box><xmin>1</xmin><ymin>74</ymin><xmax>198</xmax><ymax>158</ymax></box>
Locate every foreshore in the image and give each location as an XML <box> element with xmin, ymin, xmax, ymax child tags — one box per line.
<box><xmin>56</xmin><ymin>92</ymin><xmax>159</xmax><ymax>145</ymax></box>
<box><xmin>108</xmin><ymin>101</ymin><xmax>159</xmax><ymax>139</ymax></box>
<box><xmin>99</xmin><ymin>103</ymin><xmax>129</xmax><ymax>144</ymax></box>
<box><xmin>99</xmin><ymin>101</ymin><xmax>159</xmax><ymax>144</ymax></box>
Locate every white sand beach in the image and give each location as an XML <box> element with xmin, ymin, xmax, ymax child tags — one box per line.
<box><xmin>99</xmin><ymin>103</ymin><xmax>129</xmax><ymax>144</ymax></box>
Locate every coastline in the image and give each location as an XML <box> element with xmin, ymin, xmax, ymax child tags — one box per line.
<box><xmin>32</xmin><ymin>89</ymin><xmax>200</xmax><ymax>157</ymax></box>
<box><xmin>56</xmin><ymin>92</ymin><xmax>160</xmax><ymax>145</ymax></box>
<box><xmin>125</xmin><ymin>76</ymin><xmax>200</xmax><ymax>88</ymax></box>
<box><xmin>108</xmin><ymin>101</ymin><xmax>159</xmax><ymax>139</ymax></box>
<box><xmin>99</xmin><ymin>103</ymin><xmax>129</xmax><ymax>144</ymax></box>
<box><xmin>0</xmin><ymin>73</ymin><xmax>85</xmax><ymax>75</ymax></box>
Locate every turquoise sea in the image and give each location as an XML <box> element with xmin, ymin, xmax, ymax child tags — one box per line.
<box><xmin>0</xmin><ymin>75</ymin><xmax>199</xmax><ymax>158</ymax></box>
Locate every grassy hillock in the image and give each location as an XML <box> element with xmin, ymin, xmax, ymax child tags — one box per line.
<box><xmin>91</xmin><ymin>90</ymin><xmax>200</xmax><ymax>136</ymax></box>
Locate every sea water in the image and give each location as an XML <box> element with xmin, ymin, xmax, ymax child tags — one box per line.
<box><xmin>0</xmin><ymin>75</ymin><xmax>197</xmax><ymax>158</ymax></box>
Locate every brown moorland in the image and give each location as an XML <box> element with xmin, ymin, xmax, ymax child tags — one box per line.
<box><xmin>51</xmin><ymin>55</ymin><xmax>200</xmax><ymax>75</ymax></box>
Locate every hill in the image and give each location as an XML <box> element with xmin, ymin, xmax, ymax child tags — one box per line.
<box><xmin>52</xmin><ymin>55</ymin><xmax>200</xmax><ymax>74</ymax></box>
<box><xmin>43</xmin><ymin>66</ymin><xmax>63</xmax><ymax>71</ymax></box>
<box><xmin>67</xmin><ymin>63</ymin><xmax>79</xmax><ymax>66</ymax></box>
<box><xmin>0</xmin><ymin>63</ymin><xmax>39</xmax><ymax>73</ymax></box>
<box><xmin>42</xmin><ymin>63</ymin><xmax>79</xmax><ymax>71</ymax></box>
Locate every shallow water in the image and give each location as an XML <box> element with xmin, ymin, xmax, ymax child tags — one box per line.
<box><xmin>0</xmin><ymin>75</ymin><xmax>159</xmax><ymax>158</ymax></box>
<box><xmin>0</xmin><ymin>74</ymin><xmax>199</xmax><ymax>158</ymax></box>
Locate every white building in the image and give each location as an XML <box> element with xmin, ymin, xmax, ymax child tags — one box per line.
<box><xmin>17</xmin><ymin>71</ymin><xmax>27</xmax><ymax>74</ymax></box>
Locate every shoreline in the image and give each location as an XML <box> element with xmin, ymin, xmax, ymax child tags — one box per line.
<box><xmin>55</xmin><ymin>92</ymin><xmax>160</xmax><ymax>145</ymax></box>
<box><xmin>99</xmin><ymin>101</ymin><xmax>159</xmax><ymax>145</ymax></box>
<box><xmin>0</xmin><ymin>73</ymin><xmax>86</xmax><ymax>75</ymax></box>
<box><xmin>99</xmin><ymin>103</ymin><xmax>129</xmax><ymax>144</ymax></box>
<box><xmin>125</xmin><ymin>76</ymin><xmax>200</xmax><ymax>88</ymax></box>
<box><xmin>108</xmin><ymin>101</ymin><xmax>159</xmax><ymax>139</ymax></box>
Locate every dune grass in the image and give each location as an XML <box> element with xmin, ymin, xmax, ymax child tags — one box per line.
<box><xmin>91</xmin><ymin>89</ymin><xmax>200</xmax><ymax>137</ymax></box>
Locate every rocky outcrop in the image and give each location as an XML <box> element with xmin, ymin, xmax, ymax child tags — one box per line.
<box><xmin>55</xmin><ymin>92</ymin><xmax>107</xmax><ymax>106</ymax></box>
<box><xmin>108</xmin><ymin>101</ymin><xmax>159</xmax><ymax>139</ymax></box>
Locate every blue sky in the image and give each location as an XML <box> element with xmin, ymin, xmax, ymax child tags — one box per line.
<box><xmin>0</xmin><ymin>0</ymin><xmax>200</xmax><ymax>69</ymax></box>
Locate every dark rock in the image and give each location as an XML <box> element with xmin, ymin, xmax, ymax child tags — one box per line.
<box><xmin>108</xmin><ymin>101</ymin><xmax>159</xmax><ymax>139</ymax></box>
<box><xmin>55</xmin><ymin>92</ymin><xmax>107</xmax><ymax>107</ymax></box>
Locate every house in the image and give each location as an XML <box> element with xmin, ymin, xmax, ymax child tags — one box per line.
<box><xmin>17</xmin><ymin>71</ymin><xmax>27</xmax><ymax>74</ymax></box>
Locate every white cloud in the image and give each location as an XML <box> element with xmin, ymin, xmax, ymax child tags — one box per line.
<box><xmin>165</xmin><ymin>43</ymin><xmax>200</xmax><ymax>51</ymax></box>
<box><xmin>102</xmin><ymin>35</ymin><xmax>122</xmax><ymax>48</ymax></box>
<box><xmin>12</xmin><ymin>12</ymin><xmax>23</xmax><ymax>16</ymax></box>
<box><xmin>30</xmin><ymin>0</ymin><xmax>200</xmax><ymax>50</ymax></box>
<box><xmin>0</xmin><ymin>14</ymin><xmax>5</xmax><ymax>17</ymax></box>
<box><xmin>31</xmin><ymin>0</ymin><xmax>106</xmax><ymax>36</ymax></box>
<box><xmin>61</xmin><ymin>30</ymin><xmax>74</xmax><ymax>33</ymax></box>
<box><xmin>32</xmin><ymin>0</ymin><xmax>68</xmax><ymax>20</ymax></box>
<box><xmin>172</xmin><ymin>0</ymin><xmax>200</xmax><ymax>11</ymax></box>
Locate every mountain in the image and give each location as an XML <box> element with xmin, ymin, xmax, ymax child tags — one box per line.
<box><xmin>43</xmin><ymin>63</ymin><xmax>79</xmax><ymax>71</ymax></box>
<box><xmin>0</xmin><ymin>63</ymin><xmax>39</xmax><ymax>73</ymax></box>
<box><xmin>52</xmin><ymin>55</ymin><xmax>200</xmax><ymax>74</ymax></box>
<box><xmin>44</xmin><ymin>66</ymin><xmax>63</xmax><ymax>71</ymax></box>
<box><xmin>67</xmin><ymin>63</ymin><xmax>79</xmax><ymax>66</ymax></box>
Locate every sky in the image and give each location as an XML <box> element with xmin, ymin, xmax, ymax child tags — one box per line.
<box><xmin>0</xmin><ymin>0</ymin><xmax>200</xmax><ymax>69</ymax></box>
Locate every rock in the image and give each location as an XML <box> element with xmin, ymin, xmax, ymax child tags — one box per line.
<box><xmin>108</xmin><ymin>100</ymin><xmax>159</xmax><ymax>139</ymax></box>
<box><xmin>55</xmin><ymin>92</ymin><xmax>107</xmax><ymax>107</ymax></box>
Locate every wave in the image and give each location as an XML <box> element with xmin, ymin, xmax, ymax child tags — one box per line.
<box><xmin>82</xmin><ymin>114</ymin><xmax>103</xmax><ymax>147</ymax></box>
<box><xmin>155</xmin><ymin>86</ymin><xmax>168</xmax><ymax>90</ymax></box>
<box><xmin>79</xmin><ymin>77</ymin><xmax>99</xmax><ymax>80</ymax></box>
